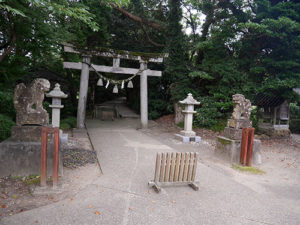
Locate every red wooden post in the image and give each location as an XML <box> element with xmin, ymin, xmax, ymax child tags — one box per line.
<box><xmin>40</xmin><ymin>127</ymin><xmax>48</xmax><ymax>187</ymax></box>
<box><xmin>246</xmin><ymin>128</ymin><xmax>255</xmax><ymax>166</ymax></box>
<box><xmin>52</xmin><ymin>128</ymin><xmax>59</xmax><ymax>187</ymax></box>
<box><xmin>240</xmin><ymin>128</ymin><xmax>249</xmax><ymax>165</ymax></box>
<box><xmin>40</xmin><ymin>126</ymin><xmax>60</xmax><ymax>187</ymax></box>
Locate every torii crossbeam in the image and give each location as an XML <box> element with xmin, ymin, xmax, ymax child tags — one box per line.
<box><xmin>63</xmin><ymin>43</ymin><xmax>167</xmax><ymax>129</ymax></box>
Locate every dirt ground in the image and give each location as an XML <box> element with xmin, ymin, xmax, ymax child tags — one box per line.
<box><xmin>0</xmin><ymin>133</ymin><xmax>101</xmax><ymax>218</ymax></box>
<box><xmin>1</xmin><ymin>115</ymin><xmax>299</xmax><ymax>219</ymax></box>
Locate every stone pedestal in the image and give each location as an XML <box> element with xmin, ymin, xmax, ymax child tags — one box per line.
<box><xmin>223</xmin><ymin>127</ymin><xmax>242</xmax><ymax>140</ymax></box>
<box><xmin>0</xmin><ymin>140</ymin><xmax>63</xmax><ymax>177</ymax></box>
<box><xmin>227</xmin><ymin>119</ymin><xmax>252</xmax><ymax>129</ymax></box>
<box><xmin>11</xmin><ymin>126</ymin><xmax>43</xmax><ymax>142</ymax></box>
<box><xmin>175</xmin><ymin>134</ymin><xmax>201</xmax><ymax>143</ymax></box>
<box><xmin>215</xmin><ymin>136</ymin><xmax>261</xmax><ymax>165</ymax></box>
<box><xmin>16</xmin><ymin>111</ymin><xmax>49</xmax><ymax>126</ymax></box>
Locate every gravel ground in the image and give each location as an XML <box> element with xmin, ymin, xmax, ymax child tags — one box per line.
<box><xmin>62</xmin><ymin>148</ymin><xmax>97</xmax><ymax>169</ymax></box>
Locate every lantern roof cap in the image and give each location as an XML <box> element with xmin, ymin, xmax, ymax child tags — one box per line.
<box><xmin>179</xmin><ymin>93</ymin><xmax>200</xmax><ymax>105</ymax></box>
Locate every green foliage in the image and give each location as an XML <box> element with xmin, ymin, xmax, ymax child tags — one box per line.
<box><xmin>250</xmin><ymin>106</ymin><xmax>259</xmax><ymax>131</ymax></box>
<box><xmin>0</xmin><ymin>114</ymin><xmax>15</xmax><ymax>142</ymax></box>
<box><xmin>60</xmin><ymin>123</ymin><xmax>71</xmax><ymax>130</ymax></box>
<box><xmin>1</xmin><ymin>0</ymin><xmax>300</xmax><ymax>131</ymax></box>
<box><xmin>0</xmin><ymin>91</ymin><xmax>15</xmax><ymax>118</ymax></box>
<box><xmin>193</xmin><ymin>96</ymin><xmax>228</xmax><ymax>129</ymax></box>
<box><xmin>60</xmin><ymin>117</ymin><xmax>77</xmax><ymax>130</ymax></box>
<box><xmin>290</xmin><ymin>119</ymin><xmax>300</xmax><ymax>134</ymax></box>
<box><xmin>290</xmin><ymin>103</ymin><xmax>300</xmax><ymax>119</ymax></box>
<box><xmin>148</xmin><ymin>99</ymin><xmax>170</xmax><ymax>120</ymax></box>
<box><xmin>290</xmin><ymin>103</ymin><xmax>300</xmax><ymax>134</ymax></box>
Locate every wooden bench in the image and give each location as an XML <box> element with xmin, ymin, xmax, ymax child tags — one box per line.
<box><xmin>148</xmin><ymin>152</ymin><xmax>199</xmax><ymax>193</ymax></box>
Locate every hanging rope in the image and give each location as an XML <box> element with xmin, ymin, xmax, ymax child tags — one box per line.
<box><xmin>82</xmin><ymin>61</ymin><xmax>145</xmax><ymax>86</ymax></box>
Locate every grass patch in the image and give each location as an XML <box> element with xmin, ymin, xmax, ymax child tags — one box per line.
<box><xmin>60</xmin><ymin>117</ymin><xmax>77</xmax><ymax>130</ymax></box>
<box><xmin>232</xmin><ymin>164</ymin><xmax>266</xmax><ymax>175</ymax></box>
<box><xmin>22</xmin><ymin>175</ymin><xmax>41</xmax><ymax>185</ymax></box>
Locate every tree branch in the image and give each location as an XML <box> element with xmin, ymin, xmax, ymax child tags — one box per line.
<box><xmin>0</xmin><ymin>16</ymin><xmax>17</xmax><ymax>63</ymax></box>
<box><xmin>109</xmin><ymin>2</ymin><xmax>165</xmax><ymax>32</ymax></box>
<box><xmin>140</xmin><ymin>23</ymin><xmax>165</xmax><ymax>47</ymax></box>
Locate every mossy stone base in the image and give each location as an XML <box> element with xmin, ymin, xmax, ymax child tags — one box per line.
<box><xmin>215</xmin><ymin>136</ymin><xmax>262</xmax><ymax>165</ymax></box>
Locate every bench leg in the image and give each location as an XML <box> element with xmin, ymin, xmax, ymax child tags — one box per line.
<box><xmin>148</xmin><ymin>181</ymin><xmax>161</xmax><ymax>193</ymax></box>
<box><xmin>189</xmin><ymin>182</ymin><xmax>199</xmax><ymax>191</ymax></box>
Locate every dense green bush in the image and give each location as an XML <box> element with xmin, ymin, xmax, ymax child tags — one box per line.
<box><xmin>0</xmin><ymin>114</ymin><xmax>15</xmax><ymax>142</ymax></box>
<box><xmin>148</xmin><ymin>99</ymin><xmax>170</xmax><ymax>120</ymax></box>
<box><xmin>60</xmin><ymin>117</ymin><xmax>77</xmax><ymax>130</ymax></box>
<box><xmin>290</xmin><ymin>119</ymin><xmax>300</xmax><ymax>134</ymax></box>
<box><xmin>290</xmin><ymin>103</ymin><xmax>300</xmax><ymax>119</ymax></box>
<box><xmin>250</xmin><ymin>106</ymin><xmax>259</xmax><ymax>131</ymax></box>
<box><xmin>193</xmin><ymin>96</ymin><xmax>228</xmax><ymax>130</ymax></box>
<box><xmin>0</xmin><ymin>91</ymin><xmax>15</xmax><ymax>118</ymax></box>
<box><xmin>290</xmin><ymin>103</ymin><xmax>300</xmax><ymax>134</ymax></box>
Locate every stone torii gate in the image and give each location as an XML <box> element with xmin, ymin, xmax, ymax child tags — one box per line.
<box><xmin>62</xmin><ymin>43</ymin><xmax>167</xmax><ymax>129</ymax></box>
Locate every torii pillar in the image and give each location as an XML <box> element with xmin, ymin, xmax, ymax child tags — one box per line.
<box><xmin>77</xmin><ymin>56</ymin><xmax>91</xmax><ymax>129</ymax></box>
<box><xmin>140</xmin><ymin>61</ymin><xmax>148</xmax><ymax>129</ymax></box>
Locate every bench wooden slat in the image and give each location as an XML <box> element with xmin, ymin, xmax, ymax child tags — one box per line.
<box><xmin>187</xmin><ymin>153</ymin><xmax>194</xmax><ymax>182</ymax></box>
<box><xmin>159</xmin><ymin>153</ymin><xmax>165</xmax><ymax>182</ymax></box>
<box><xmin>169</xmin><ymin>153</ymin><xmax>176</xmax><ymax>182</ymax></box>
<box><xmin>178</xmin><ymin>153</ymin><xmax>185</xmax><ymax>181</ymax></box>
<box><xmin>173</xmin><ymin>153</ymin><xmax>180</xmax><ymax>182</ymax></box>
<box><xmin>154</xmin><ymin>153</ymin><xmax>161</xmax><ymax>182</ymax></box>
<box><xmin>191</xmin><ymin>153</ymin><xmax>198</xmax><ymax>181</ymax></box>
<box><xmin>164</xmin><ymin>153</ymin><xmax>171</xmax><ymax>182</ymax></box>
<box><xmin>183</xmin><ymin>153</ymin><xmax>190</xmax><ymax>181</ymax></box>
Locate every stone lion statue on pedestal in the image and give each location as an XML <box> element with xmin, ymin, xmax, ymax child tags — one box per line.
<box><xmin>232</xmin><ymin>94</ymin><xmax>252</xmax><ymax>120</ymax></box>
<box><xmin>14</xmin><ymin>78</ymin><xmax>50</xmax><ymax>126</ymax></box>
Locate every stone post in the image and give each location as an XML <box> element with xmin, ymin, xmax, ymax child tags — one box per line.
<box><xmin>175</xmin><ymin>93</ymin><xmax>201</xmax><ymax>142</ymax></box>
<box><xmin>77</xmin><ymin>56</ymin><xmax>91</xmax><ymax>128</ymax></box>
<box><xmin>140</xmin><ymin>61</ymin><xmax>148</xmax><ymax>129</ymax></box>
<box><xmin>46</xmin><ymin>83</ymin><xmax>68</xmax><ymax>127</ymax></box>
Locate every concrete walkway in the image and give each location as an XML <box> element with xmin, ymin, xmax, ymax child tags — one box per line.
<box><xmin>2</xmin><ymin>119</ymin><xmax>300</xmax><ymax>225</ymax></box>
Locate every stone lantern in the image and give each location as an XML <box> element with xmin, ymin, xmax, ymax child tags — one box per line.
<box><xmin>175</xmin><ymin>93</ymin><xmax>201</xmax><ymax>143</ymax></box>
<box><xmin>46</xmin><ymin>83</ymin><xmax>68</xmax><ymax>127</ymax></box>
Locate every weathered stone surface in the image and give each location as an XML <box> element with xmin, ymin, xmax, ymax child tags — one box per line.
<box><xmin>179</xmin><ymin>93</ymin><xmax>200</xmax><ymax>105</ymax></box>
<box><xmin>223</xmin><ymin>94</ymin><xmax>253</xmax><ymax>140</ymax></box>
<box><xmin>227</xmin><ymin>119</ymin><xmax>252</xmax><ymax>129</ymax></box>
<box><xmin>215</xmin><ymin>136</ymin><xmax>261</xmax><ymax>165</ymax></box>
<box><xmin>14</xmin><ymin>78</ymin><xmax>50</xmax><ymax>126</ymax></box>
<box><xmin>223</xmin><ymin>127</ymin><xmax>242</xmax><ymax>140</ymax></box>
<box><xmin>232</xmin><ymin>94</ymin><xmax>252</xmax><ymax>120</ymax></box>
<box><xmin>180</xmin><ymin>130</ymin><xmax>196</xmax><ymax>137</ymax></box>
<box><xmin>0</xmin><ymin>140</ymin><xmax>63</xmax><ymax>177</ymax></box>
<box><xmin>174</xmin><ymin>134</ymin><xmax>201</xmax><ymax>143</ymax></box>
<box><xmin>11</xmin><ymin>126</ymin><xmax>43</xmax><ymax>142</ymax></box>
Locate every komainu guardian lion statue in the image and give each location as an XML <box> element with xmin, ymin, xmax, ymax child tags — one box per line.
<box><xmin>231</xmin><ymin>94</ymin><xmax>252</xmax><ymax>120</ymax></box>
<box><xmin>14</xmin><ymin>78</ymin><xmax>50</xmax><ymax>126</ymax></box>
